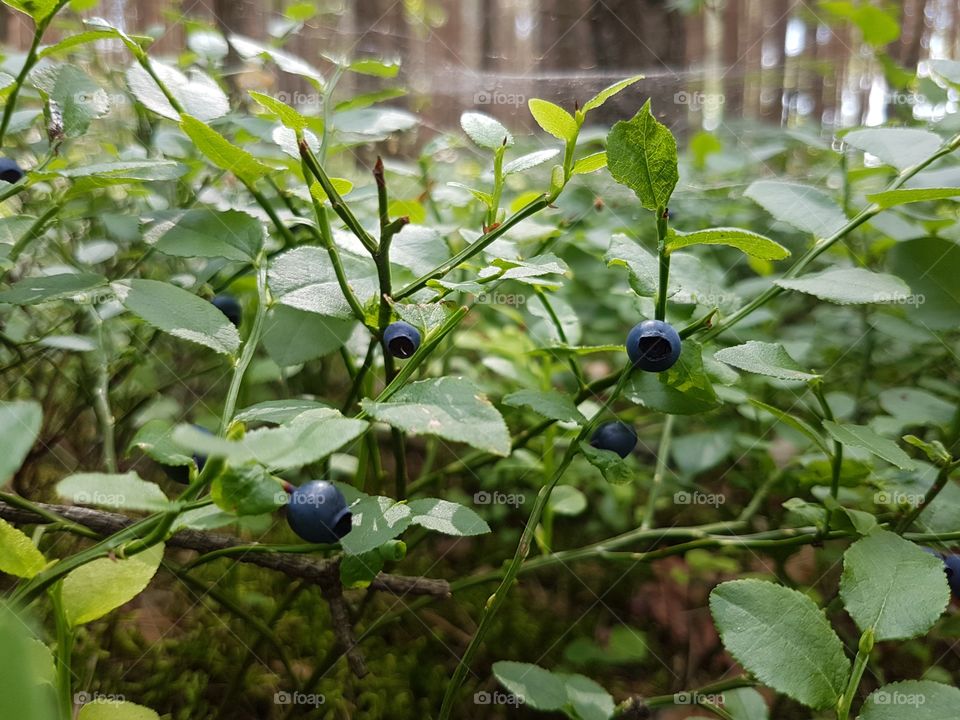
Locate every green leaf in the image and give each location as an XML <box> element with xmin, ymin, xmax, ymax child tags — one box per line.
<box><xmin>0</xmin><ymin>400</ymin><xmax>42</xmax><ymax>483</ymax></box>
<box><xmin>407</xmin><ymin>498</ymin><xmax>490</xmax><ymax>536</ymax></box>
<box><xmin>0</xmin><ymin>518</ymin><xmax>46</xmax><ymax>578</ymax></box>
<box><xmin>563</xmin><ymin>626</ymin><xmax>648</xmax><ymax>666</ymax></box>
<box><xmin>233</xmin><ymin>400</ymin><xmax>331</xmax><ymax>426</ymax></box>
<box><xmin>1</xmin><ymin>0</ymin><xmax>59</xmax><ymax>21</ymax></box>
<box><xmin>128</xmin><ymin>419</ymin><xmax>194</xmax><ymax>468</ymax></box>
<box><xmin>126</xmin><ymin>62</ymin><xmax>228</xmax><ymax>121</ymax></box>
<box><xmin>62</xmin><ymin>544</ymin><xmax>164</xmax><ymax>626</ymax></box>
<box><xmin>867</xmin><ymin>186</ymin><xmax>960</xmax><ymax>208</ymax></box>
<box><xmin>666</xmin><ymin>227</ymin><xmax>790</xmax><ymax>261</ymax></box>
<box><xmin>212</xmin><ymin>464</ymin><xmax>286</xmax><ymax>516</ymax></box>
<box><xmin>0</xmin><ymin>604</ymin><xmax>58</xmax><ymax>720</ymax></box>
<box><xmin>149</xmin><ymin>209</ymin><xmax>264</xmax><ymax>262</ymax></box>
<box><xmin>340</xmin><ymin>549</ymin><xmax>384</xmax><ymax>588</ymax></box>
<box><xmin>249</xmin><ymin>90</ymin><xmax>309</xmax><ymax>131</ymax></box>
<box><xmin>625</xmin><ymin>341</ymin><xmax>720</xmax><ymax>415</ymax></box>
<box><xmin>460</xmin><ymin>111</ymin><xmax>513</xmax><ymax>149</ymax></box>
<box><xmin>112</xmin><ymin>279</ymin><xmax>241</xmax><ymax>356</ymax></box>
<box><xmin>0</xmin><ymin>273</ymin><xmax>107</xmax><ymax>305</ymax></box>
<box><xmin>557</xmin><ymin>673</ymin><xmax>615</xmax><ymax>720</ymax></box>
<box><xmin>714</xmin><ymin>341</ymin><xmax>820</xmax><ymax>381</ymax></box>
<box><xmin>492</xmin><ymin>661</ymin><xmax>567</xmax><ymax>711</ymax></box>
<box><xmin>859</xmin><ymin>681</ymin><xmax>960</xmax><ymax>720</ymax></box>
<box><xmin>503</xmin><ymin>149</ymin><xmax>560</xmax><ymax>175</ymax></box>
<box><xmin>572</xmin><ymin>151</ymin><xmax>608</xmax><ymax>175</ymax></box>
<box><xmin>173</xmin><ymin>410</ymin><xmax>367</xmax><ymax>470</ymax></box>
<box><xmin>606</xmin><ymin>99</ymin><xmax>679</xmax><ymax>211</ymax></box>
<box><xmin>268</xmin><ymin>246</ymin><xmax>377</xmax><ymax>321</ymax></box>
<box><xmin>77</xmin><ymin>700</ymin><xmax>160</xmax><ymax>720</ymax></box>
<box><xmin>840</xmin><ymin>529</ymin><xmax>949</xmax><ymax>640</ymax></box>
<box><xmin>723</xmin><ymin>688</ymin><xmax>770</xmax><ymax>720</ymax></box>
<box><xmin>361</xmin><ymin>377</ymin><xmax>511</xmax><ymax>456</ymax></box>
<box><xmin>528</xmin><ymin>98</ymin><xmax>578</xmax><ymax>142</ymax></box>
<box><xmin>390</xmin><ymin>302</ymin><xmax>451</xmax><ymax>333</ymax></box>
<box><xmin>582</xmin><ymin>74</ymin><xmax>644</xmax><ymax>112</ymax></box>
<box><xmin>709</xmin><ymin>579</ymin><xmax>850</xmax><ymax>710</ymax></box>
<box><xmin>38</xmin><ymin>29</ymin><xmax>151</xmax><ymax>59</ymax></box>
<box><xmin>930</xmin><ymin>58</ymin><xmax>960</xmax><ymax>89</ymax></box>
<box><xmin>262</xmin><ymin>305</ymin><xmax>355</xmax><ymax>367</ymax></box>
<box><xmin>880</xmin><ymin>388</ymin><xmax>954</xmax><ymax>427</ymax></box>
<box><xmin>447</xmin><ymin>182</ymin><xmax>493</xmax><ymax>208</ymax></box>
<box><xmin>822</xmin><ymin>421</ymin><xmax>916</xmax><ymax>470</ymax></box>
<box><xmin>820</xmin><ymin>2</ymin><xmax>900</xmax><ymax>45</ymax></box>
<box><xmin>348</xmin><ymin>57</ymin><xmax>401</xmax><ymax>78</ymax></box>
<box><xmin>340</xmin><ymin>496</ymin><xmax>411</xmax><ymax>555</ymax></box>
<box><xmin>843</xmin><ymin>128</ymin><xmax>943</xmax><ymax>171</ymax></box>
<box><xmin>55</xmin><ymin>160</ymin><xmax>186</xmax><ymax>188</ymax></box>
<box><xmin>581</xmin><ymin>444</ymin><xmax>634</xmax><ymax>484</ymax></box>
<box><xmin>308</xmin><ymin>178</ymin><xmax>354</xmax><ymax>205</ymax></box>
<box><xmin>503</xmin><ymin>389</ymin><xmax>586</xmax><ymax>424</ymax></box>
<box><xmin>228</xmin><ymin>34</ymin><xmax>324</xmax><ymax>83</ymax></box>
<box><xmin>30</xmin><ymin>64</ymin><xmax>110</xmax><ymax>137</ymax></box>
<box><xmin>56</xmin><ymin>472</ymin><xmax>171</xmax><ymax>513</ymax></box>
<box><xmin>744</xmin><ymin>180</ymin><xmax>847</xmax><ymax>238</ymax></box>
<box><xmin>775</xmin><ymin>268</ymin><xmax>911</xmax><ymax>304</ymax></box>
<box><xmin>605</xmin><ymin>233</ymin><xmax>658</xmax><ymax>296</ymax></box>
<box><xmin>179</xmin><ymin>115</ymin><xmax>269</xmax><ymax>186</ymax></box>
<box><xmin>889</xmin><ymin>237</ymin><xmax>960</xmax><ymax>330</ymax></box>
<box><xmin>334</xmin><ymin>87</ymin><xmax>407</xmax><ymax>112</ymax></box>
<box><xmin>548</xmin><ymin>486</ymin><xmax>587</xmax><ymax>516</ymax></box>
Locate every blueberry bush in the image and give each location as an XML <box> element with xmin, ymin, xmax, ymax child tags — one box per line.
<box><xmin>3</xmin><ymin>3</ymin><xmax>960</xmax><ymax>720</ymax></box>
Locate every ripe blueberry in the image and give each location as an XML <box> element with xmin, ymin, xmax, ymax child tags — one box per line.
<box><xmin>627</xmin><ymin>320</ymin><xmax>681</xmax><ymax>372</ymax></box>
<box><xmin>211</xmin><ymin>294</ymin><xmax>242</xmax><ymax>328</ymax></box>
<box><xmin>590</xmin><ymin>421</ymin><xmax>637</xmax><ymax>459</ymax></box>
<box><xmin>163</xmin><ymin>425</ymin><xmax>211</xmax><ymax>484</ymax></box>
<box><xmin>0</xmin><ymin>158</ymin><xmax>24</xmax><ymax>184</ymax></box>
<box><xmin>286</xmin><ymin>480</ymin><xmax>353</xmax><ymax>544</ymax></box>
<box><xmin>383</xmin><ymin>321</ymin><xmax>421</xmax><ymax>359</ymax></box>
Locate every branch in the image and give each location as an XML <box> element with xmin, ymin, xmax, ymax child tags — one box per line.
<box><xmin>0</xmin><ymin>500</ymin><xmax>450</xmax><ymax>598</ymax></box>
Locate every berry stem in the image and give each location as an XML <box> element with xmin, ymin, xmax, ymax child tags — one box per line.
<box><xmin>220</xmin><ymin>258</ymin><xmax>268</xmax><ymax>436</ymax></box>
<box><xmin>655</xmin><ymin>206</ymin><xmax>670</xmax><ymax>321</ymax></box>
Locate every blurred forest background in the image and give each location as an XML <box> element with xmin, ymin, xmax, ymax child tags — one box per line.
<box><xmin>2</xmin><ymin>0</ymin><xmax>958</xmax><ymax>137</ymax></box>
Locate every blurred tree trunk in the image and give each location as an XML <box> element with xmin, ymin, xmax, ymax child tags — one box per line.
<box><xmin>759</xmin><ymin>0</ymin><xmax>791</xmax><ymax>123</ymax></box>
<box><xmin>722</xmin><ymin>0</ymin><xmax>743</xmax><ymax>116</ymax></box>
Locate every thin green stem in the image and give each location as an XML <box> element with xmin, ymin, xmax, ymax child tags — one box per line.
<box><xmin>438</xmin><ymin>366</ymin><xmax>634</xmax><ymax>719</ymax></box>
<box><xmin>393</xmin><ymin>195</ymin><xmax>550</xmax><ymax>300</ymax></box>
<box><xmin>220</xmin><ymin>258</ymin><xmax>268</xmax><ymax>435</ymax></box>
<box><xmin>301</xmin><ymin>157</ymin><xmax>370</xmax><ymax>327</ymax></box>
<box><xmin>247</xmin><ymin>186</ymin><xmax>298</xmax><ymax>247</ymax></box>
<box><xmin>655</xmin><ymin>208</ymin><xmax>670</xmax><ymax>321</ymax></box>
<box><xmin>641</xmin><ymin>415</ymin><xmax>674</xmax><ymax>530</ymax></box>
<box><xmin>9</xmin><ymin>203</ymin><xmax>60</xmax><ymax>261</ymax></box>
<box><xmin>813</xmin><ymin>383</ymin><xmax>843</xmax><ymax>518</ymax></box>
<box><xmin>299</xmin><ymin>139</ymin><xmax>378</xmax><ymax>255</ymax></box>
<box><xmin>87</xmin><ymin>307</ymin><xmax>117</xmax><ymax>473</ymax></box>
<box><xmin>896</xmin><ymin>460</ymin><xmax>959</xmax><ymax>533</ymax></box>
<box><xmin>837</xmin><ymin>629</ymin><xmax>873</xmax><ymax>720</ymax></box>
<box><xmin>534</xmin><ymin>286</ymin><xmax>586</xmax><ymax>389</ymax></box>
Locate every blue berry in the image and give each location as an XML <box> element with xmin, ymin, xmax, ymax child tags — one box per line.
<box><xmin>627</xmin><ymin>320</ymin><xmax>681</xmax><ymax>372</ymax></box>
<box><xmin>384</xmin><ymin>321</ymin><xmax>421</xmax><ymax>359</ymax></box>
<box><xmin>163</xmin><ymin>425</ymin><xmax>211</xmax><ymax>484</ymax></box>
<box><xmin>0</xmin><ymin>158</ymin><xmax>24</xmax><ymax>185</ymax></box>
<box><xmin>286</xmin><ymin>480</ymin><xmax>352</xmax><ymax>544</ymax></box>
<box><xmin>590</xmin><ymin>421</ymin><xmax>637</xmax><ymax>459</ymax></box>
<box><xmin>211</xmin><ymin>294</ymin><xmax>242</xmax><ymax>328</ymax></box>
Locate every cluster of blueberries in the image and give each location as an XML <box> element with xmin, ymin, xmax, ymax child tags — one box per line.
<box><xmin>169</xmin><ymin>293</ymin><xmax>684</xmax><ymax>544</ymax></box>
<box><xmin>589</xmin><ymin>319</ymin><xmax>682</xmax><ymax>459</ymax></box>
